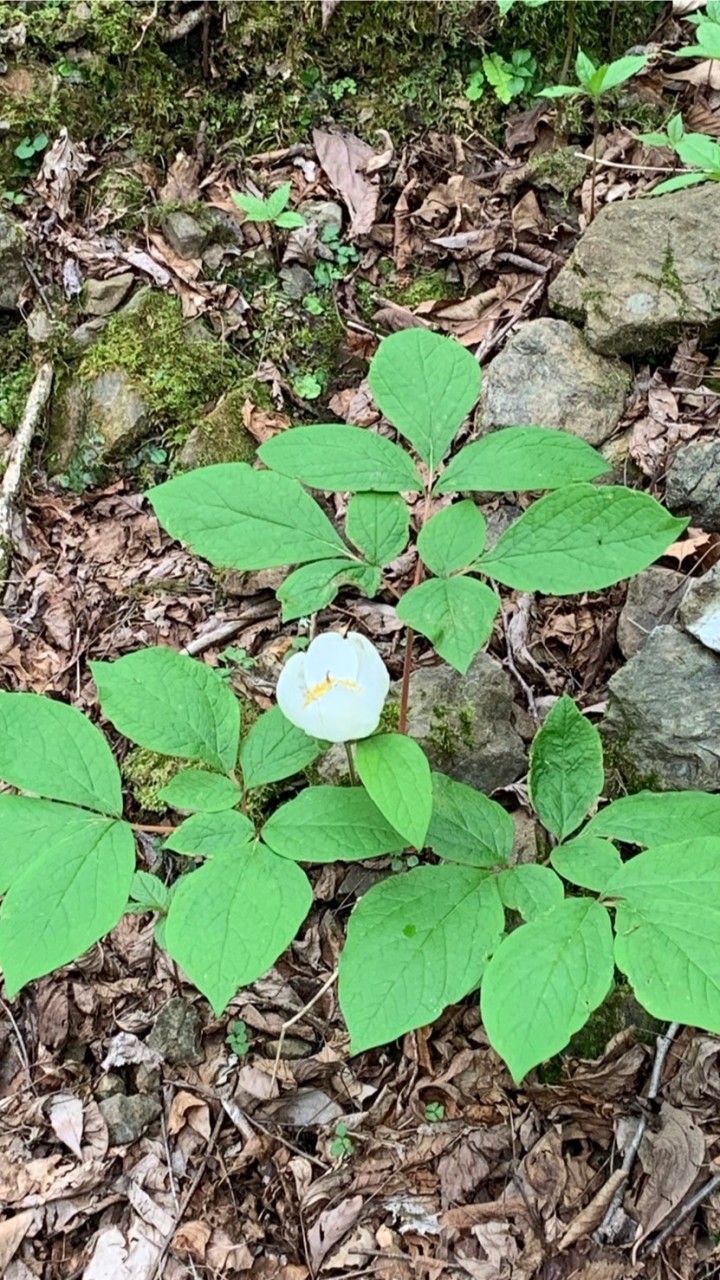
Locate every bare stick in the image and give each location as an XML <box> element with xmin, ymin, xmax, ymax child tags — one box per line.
<box><xmin>270</xmin><ymin>970</ymin><xmax>338</xmax><ymax>1089</ymax></box>
<box><xmin>595</xmin><ymin>1022</ymin><xmax>680</xmax><ymax>1243</ymax></box>
<box><xmin>0</xmin><ymin>361</ymin><xmax>53</xmax><ymax>601</ymax></box>
<box><xmin>150</xmin><ymin>1107</ymin><xmax>225</xmax><ymax>1280</ymax></box>
<box><xmin>645</xmin><ymin>1169</ymin><xmax>720</xmax><ymax>1256</ymax></box>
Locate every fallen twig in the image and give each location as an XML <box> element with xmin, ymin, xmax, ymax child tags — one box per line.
<box><xmin>476</xmin><ymin>277</ymin><xmax>545</xmax><ymax>363</ymax></box>
<box><xmin>594</xmin><ymin>1021</ymin><xmax>680</xmax><ymax>1244</ymax></box>
<box><xmin>0</xmin><ymin>361</ymin><xmax>53</xmax><ymax>602</ymax></box>
<box><xmin>270</xmin><ymin>969</ymin><xmax>338</xmax><ymax>1089</ymax></box>
<box><xmin>644</xmin><ymin>1168</ymin><xmax>720</xmax><ymax>1256</ymax></box>
<box><xmin>150</xmin><ymin>1107</ymin><xmax>225</xmax><ymax>1280</ymax></box>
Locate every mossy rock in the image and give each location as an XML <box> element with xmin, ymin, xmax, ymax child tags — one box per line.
<box><xmin>568</xmin><ymin>986</ymin><xmax>662</xmax><ymax>1060</ymax></box>
<box><xmin>177</xmin><ymin>389</ymin><xmax>258</xmax><ymax>470</ymax></box>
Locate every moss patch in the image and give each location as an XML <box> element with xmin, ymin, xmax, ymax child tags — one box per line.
<box><xmin>0</xmin><ymin>326</ymin><xmax>34</xmax><ymax>433</ymax></box>
<box><xmin>427</xmin><ymin>703</ymin><xmax>476</xmax><ymax>763</ymax></box>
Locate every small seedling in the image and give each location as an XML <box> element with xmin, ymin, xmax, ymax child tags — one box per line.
<box><xmin>293</xmin><ymin>371</ymin><xmax>325</xmax><ymax>401</ymax></box>
<box><xmin>313</xmin><ymin>225</ymin><xmax>359</xmax><ymax>287</ymax></box>
<box><xmin>483</xmin><ymin>50</ymin><xmax>537</xmax><ymax>104</ymax></box>
<box><xmin>303</xmin><ymin>295</ymin><xmax>325</xmax><ymax>316</ymax></box>
<box><xmin>424</xmin><ymin>1101</ymin><xmax>445</xmax><ymax>1123</ymax></box>
<box><xmin>226</xmin><ymin>1019</ymin><xmax>250</xmax><ymax>1056</ymax></box>
<box><xmin>218</xmin><ymin>646</ymin><xmax>255</xmax><ymax>675</ymax></box>
<box><xmin>330</xmin><ymin>1122</ymin><xmax>355</xmax><ymax>1159</ymax></box>
<box><xmin>2</xmin><ymin>190</ymin><xmax>25</xmax><ymax>206</ymax></box>
<box><xmin>651</xmin><ymin>131</ymin><xmax>720</xmax><ymax>195</ymax></box>
<box><xmin>329</xmin><ymin>76</ymin><xmax>357</xmax><ymax>100</ymax></box>
<box><xmin>233</xmin><ymin>182</ymin><xmax>306</xmax><ymax>231</ymax></box>
<box><xmin>638</xmin><ymin>112</ymin><xmax>685</xmax><ymax>150</ymax></box>
<box><xmin>465</xmin><ymin>63</ymin><xmax>486</xmax><ymax>101</ymax></box>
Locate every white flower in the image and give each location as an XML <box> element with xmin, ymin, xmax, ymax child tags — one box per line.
<box><xmin>277</xmin><ymin>631</ymin><xmax>390</xmax><ymax>743</ymax></box>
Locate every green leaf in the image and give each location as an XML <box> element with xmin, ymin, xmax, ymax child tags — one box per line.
<box><xmin>483</xmin><ymin>52</ymin><xmax>520</xmax><ymax>104</ymax></box>
<box><xmin>435</xmin><ymin>428</ymin><xmax>610</xmax><ymax>495</ymax></box>
<box><xmin>0</xmin><ymin>692</ymin><xmax>121</xmax><ymax>815</ymax></box>
<box><xmin>396</xmin><ymin>577</ymin><xmax>499</xmax><ymax>674</ymax></box>
<box><xmin>368</xmin><ymin>330</ymin><xmax>482</xmax><ymax>470</ymax></box>
<box><xmin>575</xmin><ymin>48</ymin><xmax>597</xmax><ymax>88</ymax></box>
<box><xmin>0</xmin><ymin>819</ymin><xmax>135</xmax><ymax>997</ymax></box>
<box><xmin>240</xmin><ymin>705</ymin><xmax>322</xmax><ymax>788</ymax></box>
<box><xmin>550</xmin><ymin>836</ymin><xmax>622</xmax><ymax>892</ymax></box>
<box><xmin>165</xmin><ymin>842</ymin><xmax>312</xmax><ymax>1014</ymax></box>
<box><xmin>667</xmin><ymin>113</ymin><xmax>685</xmax><ymax>145</ymax></box>
<box><xmin>426</xmin><ymin>771</ymin><xmax>514</xmax><ymax>868</ymax></box>
<box><xmin>274</xmin><ymin>210</ymin><xmax>307</xmax><ymax>229</ymax></box>
<box><xmin>158</xmin><ymin>769</ymin><xmax>241</xmax><ymax>813</ymax></box>
<box><xmin>148</xmin><ymin>463</ymin><xmax>349</xmax><ymax>571</ymax></box>
<box><xmin>265</xmin><ymin>181</ymin><xmax>292</xmax><ymax>218</ymax></box>
<box><xmin>481</xmin><ymin>898</ymin><xmax>614</xmax><ymax>1082</ymax></box>
<box><xmin>650</xmin><ymin>172</ymin><xmax>710</xmax><ymax>196</ymax></box>
<box><xmin>258</xmin><ymin>425</ymin><xmax>423</xmax><ymax>493</ymax></box>
<box><xmin>497</xmin><ymin>864</ymin><xmax>565</xmax><ymax>920</ymax></box>
<box><xmin>583</xmin><ymin>790</ymin><xmax>720</xmax><ymax>845</ymax></box>
<box><xmin>477</xmin><ymin>484</ymin><xmax>687</xmax><ymax>594</ymax></box>
<box><xmin>164</xmin><ymin>808</ymin><xmax>256</xmax><ymax>857</ymax></box>
<box><xmin>611</xmin><ymin>839</ymin><xmax>720</xmax><ymax>1032</ymax></box>
<box><xmin>346</xmin><ymin>492</ymin><xmax>409</xmax><ymax>565</ymax></box>
<box><xmin>417</xmin><ymin>500</ymin><xmax>487</xmax><ymax>575</ymax></box>
<box><xmin>340</xmin><ymin>865</ymin><xmax>504</xmax><ymax>1052</ymax></box>
<box><xmin>0</xmin><ymin>795</ymin><xmax>118</xmax><ymax>895</ymax></box>
<box><xmin>129</xmin><ymin>870</ymin><xmax>170</xmax><ymax>911</ymax></box>
<box><xmin>675</xmin><ymin>132</ymin><xmax>720</xmax><ymax>173</ymax></box>
<box><xmin>262</xmin><ymin>786</ymin><xmax>406</xmax><ymax>862</ymax></box>
<box><xmin>277</xmin><ymin>559</ymin><xmax>380</xmax><ymax>622</ymax></box>
<box><xmin>233</xmin><ymin>191</ymin><xmax>271</xmax><ymax>221</ymax></box>
<box><xmin>537</xmin><ymin>83</ymin><xmax>581</xmax><ymax>98</ymax></box>
<box><xmin>529</xmin><ymin>696</ymin><xmax>603</xmax><ymax>839</ymax></box>
<box><xmin>355</xmin><ymin>733</ymin><xmax>432</xmax><ymax>849</ymax></box>
<box><xmin>597</xmin><ymin>54</ymin><xmax>648</xmax><ymax>93</ymax></box>
<box><xmin>678</xmin><ymin>23</ymin><xmax>720</xmax><ymax>58</ymax></box>
<box><xmin>91</xmin><ymin>648</ymin><xmax>240</xmax><ymax>772</ymax></box>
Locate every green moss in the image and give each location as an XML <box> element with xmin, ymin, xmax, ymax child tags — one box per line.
<box><xmin>528</xmin><ymin>146</ymin><xmax>587</xmax><ymax>200</ymax></box>
<box><xmin>602</xmin><ymin>736</ymin><xmax>663</xmax><ymax>798</ymax></box>
<box><xmin>387</xmin><ymin>270</ymin><xmax>458</xmax><ymax>309</ymax></box>
<box><xmin>379</xmin><ymin>700</ymin><xmax>401</xmax><ymax>733</ymax></box>
<box><xmin>638</xmin><ymin>243</ymin><xmax>690</xmax><ymax>317</ymax></box>
<box><xmin>0</xmin><ymin>326</ymin><xmax>34</xmax><ymax>433</ymax></box>
<box><xmin>122</xmin><ymin>747</ymin><xmax>182</xmax><ymax>813</ymax></box>
<box><xmin>427</xmin><ymin>703</ymin><xmax>476</xmax><ymax>763</ymax></box>
<box><xmin>176</xmin><ymin>389</ymin><xmax>259</xmax><ymax>471</ymax></box>
<box><xmin>567</xmin><ymin>984</ymin><xmax>662</xmax><ymax>1060</ymax></box>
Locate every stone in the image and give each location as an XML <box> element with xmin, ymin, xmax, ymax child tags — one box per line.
<box><xmin>146</xmin><ymin>997</ymin><xmax>203</xmax><ymax>1066</ymax></box>
<box><xmin>679</xmin><ymin>563</ymin><xmax>720</xmax><ymax>654</ymax></box>
<box><xmin>481</xmin><ymin>319</ymin><xmax>630</xmax><ymax>447</ymax></box>
<box><xmin>549</xmin><ymin>184</ymin><xmax>720</xmax><ymax>356</ymax></box>
<box><xmin>666</xmin><ymin>441</ymin><xmax>720</xmax><ymax>531</ymax></box>
<box><xmin>320</xmin><ymin>652</ymin><xmax>527</xmax><ymax>794</ymax></box>
<box><xmin>82</xmin><ymin>272</ymin><xmax>134</xmax><ymax>317</ymax></box>
<box><xmin>0</xmin><ymin>211</ymin><xmax>26</xmax><ymax>311</ymax></box>
<box><xmin>99</xmin><ymin>1092</ymin><xmax>161</xmax><ymax>1145</ymax></box>
<box><xmin>297</xmin><ymin>199</ymin><xmax>343</xmax><ymax>240</ymax></box>
<box><xmin>95</xmin><ymin>1072</ymin><xmax>126</xmax><ymax>1100</ymax></box>
<box><xmin>86</xmin><ymin>369</ymin><xmax>151</xmax><ymax>455</ymax></box>
<box><xmin>279</xmin><ymin>263</ymin><xmax>315</xmax><ymax>300</ymax></box>
<box><xmin>26</xmin><ymin>306</ymin><xmax>61</xmax><ymax>344</ymax></box>
<box><xmin>616</xmin><ymin>566</ymin><xmax>687</xmax><ymax>660</ymax></box>
<box><xmin>162</xmin><ymin>210</ymin><xmax>208</xmax><ymax>259</ymax></box>
<box><xmin>178</xmin><ymin>389</ymin><xmax>256</xmax><ymax>470</ymax></box>
<box><xmin>603</xmin><ymin>625</ymin><xmax>720</xmax><ymax>791</ymax></box>
<box><xmin>68</xmin><ymin>316</ymin><xmax>108</xmax><ymax>352</ymax></box>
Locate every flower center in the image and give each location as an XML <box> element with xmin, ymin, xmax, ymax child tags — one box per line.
<box><xmin>304</xmin><ymin>675</ymin><xmax>362</xmax><ymax>706</ymax></box>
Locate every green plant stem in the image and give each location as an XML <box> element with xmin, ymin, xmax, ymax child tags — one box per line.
<box><xmin>590</xmin><ymin>98</ymin><xmax>599</xmax><ymax>221</ymax></box>
<box><xmin>344</xmin><ymin>741</ymin><xmax>358</xmax><ymax>785</ymax></box>
<box><xmin>398</xmin><ymin>482</ymin><xmax>433</xmax><ymax>734</ymax></box>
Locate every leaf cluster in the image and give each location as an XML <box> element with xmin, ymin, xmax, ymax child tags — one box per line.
<box><xmin>232</xmin><ymin>181</ymin><xmax>306</xmax><ymax>230</ymax></box>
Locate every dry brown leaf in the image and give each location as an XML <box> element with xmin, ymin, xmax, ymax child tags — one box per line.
<box><xmin>0</xmin><ymin>611</ymin><xmax>14</xmax><ymax>656</ymax></box>
<box><xmin>667</xmin><ymin>60</ymin><xmax>720</xmax><ymax>90</ymax></box>
<box><xmin>120</xmin><ymin>247</ymin><xmax>171</xmax><ymax>287</ymax></box>
<box><xmin>313</xmin><ymin>129</ymin><xmax>379</xmax><ymax>237</ymax></box>
<box><xmin>307</xmin><ymin>1195</ymin><xmax>363</xmax><ymax>1269</ymax></box>
<box><xmin>512</xmin><ymin>189</ymin><xmax>545</xmax><ymax>236</ymax></box>
<box><xmin>82</xmin><ymin>1224</ymin><xmax>160</xmax><ymax>1279</ymax></box>
<box><xmin>160</xmin><ymin>151</ymin><xmax>202</xmax><ymax>204</ymax></box>
<box><xmin>101</xmin><ymin>1032</ymin><xmax>162</xmax><ymax>1072</ymax></box>
<box><xmin>206</xmin><ymin>1227</ymin><xmax>254</xmax><ymax>1272</ymax></box>
<box><xmin>49</xmin><ymin>1094</ymin><xmax>84</xmax><ymax>1160</ymax></box>
<box><xmin>558</xmin><ymin>1170</ymin><xmax>628</xmax><ymax>1249</ymax></box>
<box><xmin>632</xmin><ymin>1102</ymin><xmax>705</xmax><ymax>1246</ymax></box>
<box><xmin>242</xmin><ymin>397</ymin><xmax>291</xmax><ymax>444</ymax></box>
<box><xmin>167</xmin><ymin>1091</ymin><xmax>211</xmax><ymax>1140</ymax></box>
<box><xmin>34</xmin><ymin>129</ymin><xmax>91</xmax><ymax>220</ymax></box>
<box><xmin>321</xmin><ymin>0</ymin><xmax>341</xmax><ymax>29</ymax></box>
<box><xmin>172</xmin><ymin>1219</ymin><xmax>211</xmax><ymax>1262</ymax></box>
<box><xmin>328</xmin><ymin>381</ymin><xmax>379</xmax><ymax>426</ymax></box>
<box><xmin>0</xmin><ymin>1210</ymin><xmax>35</xmax><ymax>1274</ymax></box>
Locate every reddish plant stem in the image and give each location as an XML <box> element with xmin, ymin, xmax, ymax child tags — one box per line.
<box><xmin>132</xmin><ymin>822</ymin><xmax>175</xmax><ymax>834</ymax></box>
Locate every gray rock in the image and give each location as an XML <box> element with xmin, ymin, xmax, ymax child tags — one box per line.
<box><xmin>603</xmin><ymin>625</ymin><xmax>720</xmax><ymax>791</ymax></box>
<box><xmin>298</xmin><ymin>199</ymin><xmax>343</xmax><ymax>241</ymax></box>
<box><xmin>68</xmin><ymin>316</ymin><xmax>108</xmax><ymax>352</ymax></box>
<box><xmin>26</xmin><ymin>306</ymin><xmax>61</xmax><ymax>344</ymax></box>
<box><xmin>178</xmin><ymin>388</ymin><xmax>256</xmax><ymax>471</ymax></box>
<box><xmin>321</xmin><ymin>652</ymin><xmax>527</xmax><ymax>794</ymax></box>
<box><xmin>0</xmin><ymin>211</ymin><xmax>26</xmax><ymax>311</ymax></box>
<box><xmin>82</xmin><ymin>272</ymin><xmax>134</xmax><ymax>317</ymax></box>
<box><xmin>99</xmin><ymin>1092</ymin><xmax>161</xmax><ymax>1145</ymax></box>
<box><xmin>146</xmin><ymin>997</ymin><xmax>203</xmax><ymax>1066</ymax></box>
<box><xmin>481</xmin><ymin>319</ymin><xmax>630</xmax><ymax>447</ymax></box>
<box><xmin>666</xmin><ymin>441</ymin><xmax>720</xmax><ymax>530</ymax></box>
<box><xmin>617</xmin><ymin>566</ymin><xmax>687</xmax><ymax>660</ymax></box>
<box><xmin>549</xmin><ymin>183</ymin><xmax>720</xmax><ymax>355</ymax></box>
<box><xmin>279</xmin><ymin>263</ymin><xmax>315</xmax><ymax>300</ymax></box>
<box><xmin>162</xmin><ymin>210</ymin><xmax>208</xmax><ymax>259</ymax></box>
<box><xmin>86</xmin><ymin>369</ymin><xmax>150</xmax><ymax>455</ymax></box>
<box><xmin>679</xmin><ymin>563</ymin><xmax>720</xmax><ymax>654</ymax></box>
<box><xmin>95</xmin><ymin>1072</ymin><xmax>126</xmax><ymax>1100</ymax></box>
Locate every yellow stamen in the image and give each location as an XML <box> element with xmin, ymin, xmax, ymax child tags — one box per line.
<box><xmin>304</xmin><ymin>675</ymin><xmax>362</xmax><ymax>706</ymax></box>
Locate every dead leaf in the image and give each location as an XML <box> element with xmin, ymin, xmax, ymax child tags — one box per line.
<box><xmin>49</xmin><ymin>1094</ymin><xmax>84</xmax><ymax>1160</ymax></box>
<box><xmin>328</xmin><ymin>381</ymin><xmax>379</xmax><ymax>426</ymax></box>
<box><xmin>666</xmin><ymin>59</ymin><xmax>720</xmax><ymax>90</ymax></box>
<box><xmin>265</xmin><ymin>1087</ymin><xmax>343</xmax><ymax>1127</ymax></box>
<box><xmin>34</xmin><ymin>129</ymin><xmax>91</xmax><ymax>220</ymax></box>
<box><xmin>632</xmin><ymin>1103</ymin><xmax>705</xmax><ymax>1246</ymax></box>
<box><xmin>307</xmin><ymin>1195</ymin><xmax>363</xmax><ymax>1270</ymax></box>
<box><xmin>160</xmin><ymin>150</ymin><xmax>202</xmax><ymax>204</ymax></box>
<box><xmin>241</xmin><ymin>397</ymin><xmax>291</xmax><ymax>444</ymax></box>
<box><xmin>512</xmin><ymin>189</ymin><xmax>545</xmax><ymax>237</ymax></box>
<box><xmin>206</xmin><ymin>1227</ymin><xmax>254</xmax><ymax>1272</ymax></box>
<box><xmin>167</xmin><ymin>1091</ymin><xmax>211</xmax><ymax>1140</ymax></box>
<box><xmin>321</xmin><ymin>0</ymin><xmax>340</xmax><ymax>29</ymax></box>
<box><xmin>101</xmin><ymin>1032</ymin><xmax>162</xmax><ymax>1072</ymax></box>
<box><xmin>0</xmin><ymin>1211</ymin><xmax>35</xmax><ymax>1274</ymax></box>
<box><xmin>364</xmin><ymin>129</ymin><xmax>395</xmax><ymax>176</ymax></box>
<box><xmin>173</xmin><ymin>1219</ymin><xmax>211</xmax><ymax>1262</ymax></box>
<box><xmin>313</xmin><ymin>130</ymin><xmax>379</xmax><ymax>237</ymax></box>
<box><xmin>82</xmin><ymin>1224</ymin><xmax>160</xmax><ymax>1280</ymax></box>
<box><xmin>559</xmin><ymin>1170</ymin><xmax>628</xmax><ymax>1249</ymax></box>
<box><xmin>120</xmin><ymin>248</ymin><xmax>171</xmax><ymax>287</ymax></box>
<box><xmin>0</xmin><ymin>611</ymin><xmax>14</xmax><ymax>655</ymax></box>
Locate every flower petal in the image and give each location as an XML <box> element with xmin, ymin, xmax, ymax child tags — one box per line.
<box><xmin>276</xmin><ymin>651</ymin><xmax>309</xmax><ymax>731</ymax></box>
<box><xmin>350</xmin><ymin>632</ymin><xmax>391</xmax><ymax>701</ymax></box>
<box><xmin>305</xmin><ymin>632</ymin><xmax>359</xmax><ymax>686</ymax></box>
<box><xmin>304</xmin><ymin>683</ymin><xmax>383</xmax><ymax>742</ymax></box>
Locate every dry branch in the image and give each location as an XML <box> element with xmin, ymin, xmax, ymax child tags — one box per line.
<box><xmin>0</xmin><ymin>361</ymin><xmax>53</xmax><ymax>602</ymax></box>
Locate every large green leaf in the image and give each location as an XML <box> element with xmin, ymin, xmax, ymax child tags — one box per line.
<box><xmin>596</xmin><ymin>53</ymin><xmax>648</xmax><ymax>93</ymax></box>
<box><xmin>426</xmin><ymin>772</ymin><xmax>514</xmax><ymax>867</ymax></box>
<box><xmin>583</xmin><ymin>791</ymin><xmax>720</xmax><ymax>845</ymax></box>
<box><xmin>0</xmin><ymin>794</ymin><xmax>118</xmax><ymax>895</ymax></box>
<box><xmin>0</xmin><ymin>692</ymin><xmax>121</xmax><ymax>816</ymax></box>
<box><xmin>497</xmin><ymin>864</ymin><xmax>565</xmax><ymax>920</ymax></box>
<box><xmin>158</xmin><ymin>769</ymin><xmax>241</xmax><ymax>813</ymax></box>
<box><xmin>165</xmin><ymin>842</ymin><xmax>312</xmax><ymax>1014</ymax></box>
<box><xmin>368</xmin><ymin>330</ymin><xmax>482</xmax><ymax>470</ymax></box>
<box><xmin>240</xmin><ymin>705</ymin><xmax>322</xmax><ymax>789</ymax></box>
<box><xmin>435</xmin><ymin>428</ymin><xmax>610</xmax><ymax>495</ymax></box>
<box><xmin>340</xmin><ymin>865</ymin><xmax>504</xmax><ymax>1052</ymax></box>
<box><xmin>0</xmin><ymin>818</ymin><xmax>135</xmax><ymax>997</ymax></box>
<box><xmin>529</xmin><ymin>696</ymin><xmax>603</xmax><ymax>840</ymax></box>
<box><xmin>417</xmin><ymin>501</ymin><xmax>487</xmax><ymax>576</ymax></box>
<box><xmin>147</xmin><ymin>463</ymin><xmax>349</xmax><ymax>570</ymax></box>
<box><xmin>258</xmin><ymin>425</ymin><xmax>423</xmax><ymax>493</ymax></box>
<box><xmin>396</xmin><ymin>576</ymin><xmax>499</xmax><ymax>674</ymax></box>
<box><xmin>481</xmin><ymin>898</ymin><xmax>614</xmax><ymax>1082</ymax></box>
<box><xmin>164</xmin><ymin>808</ymin><xmax>255</xmax><ymax>857</ymax></box>
<box><xmin>477</xmin><ymin>485</ymin><xmax>686</xmax><ymax>594</ymax></box>
<box><xmin>346</xmin><ymin>492</ymin><xmax>409</xmax><ymax>565</ymax></box>
<box><xmin>675</xmin><ymin>132</ymin><xmax>720</xmax><ymax>174</ymax></box>
<box><xmin>355</xmin><ymin>733</ymin><xmax>432</xmax><ymax>849</ymax></box>
<box><xmin>550</xmin><ymin>836</ymin><xmax>622</xmax><ymax>892</ymax></box>
<box><xmin>674</xmin><ymin>24</ymin><xmax>720</xmax><ymax>59</ymax></box>
<box><xmin>262</xmin><ymin>786</ymin><xmax>406</xmax><ymax>862</ymax></box>
<box><xmin>277</xmin><ymin>559</ymin><xmax>380</xmax><ymax>622</ymax></box>
<box><xmin>611</xmin><ymin>840</ymin><xmax>720</xmax><ymax>1032</ymax></box>
<box><xmin>91</xmin><ymin>648</ymin><xmax>240</xmax><ymax>772</ymax></box>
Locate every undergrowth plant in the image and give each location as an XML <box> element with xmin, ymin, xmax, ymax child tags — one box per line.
<box><xmin>4</xmin><ymin>327</ymin><xmax>717</xmax><ymax>1085</ymax></box>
